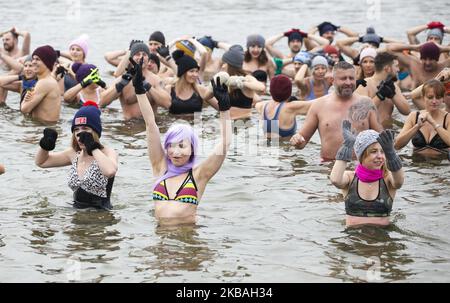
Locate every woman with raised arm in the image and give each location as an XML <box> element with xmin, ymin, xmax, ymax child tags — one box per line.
<box><xmin>330</xmin><ymin>121</ymin><xmax>404</xmax><ymax>227</ymax></box>
<box><xmin>130</xmin><ymin>57</ymin><xmax>232</xmax><ymax>225</ymax></box>
<box><xmin>35</xmin><ymin>101</ymin><xmax>118</xmax><ymax>210</ymax></box>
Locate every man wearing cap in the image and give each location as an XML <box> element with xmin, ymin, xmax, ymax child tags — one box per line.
<box><xmin>100</xmin><ymin>42</ymin><xmax>170</xmax><ymax>120</ymax></box>
<box><xmin>306</xmin><ymin>22</ymin><xmax>358</xmax><ymax>48</ymax></box>
<box><xmin>20</xmin><ymin>45</ymin><xmax>60</xmax><ymax>124</ymax></box>
<box><xmin>290</xmin><ymin>61</ymin><xmax>383</xmax><ymax>161</ymax></box>
<box><xmin>265</xmin><ymin>29</ymin><xmax>329</xmax><ymax>78</ymax></box>
<box><xmin>386</xmin><ymin>42</ymin><xmax>450</xmax><ymax>88</ymax></box>
<box><xmin>356</xmin><ymin>52</ymin><xmax>410</xmax><ymax>128</ymax></box>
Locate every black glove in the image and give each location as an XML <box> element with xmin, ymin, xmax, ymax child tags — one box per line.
<box><xmin>96</xmin><ymin>79</ymin><xmax>106</xmax><ymax>89</ymax></box>
<box><xmin>143</xmin><ymin>80</ymin><xmax>152</xmax><ymax>92</ymax></box>
<box><xmin>376</xmin><ymin>76</ymin><xmax>396</xmax><ymax>101</ymax></box>
<box><xmin>211</xmin><ymin>77</ymin><xmax>231</xmax><ymax>111</ymax></box>
<box><xmin>156</xmin><ymin>45</ymin><xmax>171</xmax><ymax>60</ymax></box>
<box><xmin>129</xmin><ymin>57</ymin><xmax>147</xmax><ymax>94</ymax></box>
<box><xmin>129</xmin><ymin>39</ymin><xmax>144</xmax><ymax>50</ymax></box>
<box><xmin>77</xmin><ymin>132</ymin><xmax>101</xmax><ymax>156</ymax></box>
<box><xmin>39</xmin><ymin>128</ymin><xmax>58</xmax><ymax>151</ymax></box>
<box><xmin>358</xmin><ymin>36</ymin><xmax>364</xmax><ymax>43</ymax></box>
<box><xmin>210</xmin><ymin>36</ymin><xmax>219</xmax><ymax>49</ymax></box>
<box><xmin>55</xmin><ymin>65</ymin><xmax>67</xmax><ymax>78</ymax></box>
<box><xmin>356</xmin><ymin>79</ymin><xmax>367</xmax><ymax>88</ymax></box>
<box><xmin>377</xmin><ymin>129</ymin><xmax>402</xmax><ymax>172</ymax></box>
<box><xmin>115</xmin><ymin>72</ymin><xmax>133</xmax><ymax>93</ymax></box>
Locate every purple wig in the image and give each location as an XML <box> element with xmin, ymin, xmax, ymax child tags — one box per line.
<box><xmin>154</xmin><ymin>124</ymin><xmax>199</xmax><ymax>188</ymax></box>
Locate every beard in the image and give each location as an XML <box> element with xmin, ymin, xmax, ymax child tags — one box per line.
<box><xmin>336</xmin><ymin>84</ymin><xmax>355</xmax><ymax>98</ymax></box>
<box><xmin>3</xmin><ymin>43</ymin><xmax>13</xmax><ymax>52</ymax></box>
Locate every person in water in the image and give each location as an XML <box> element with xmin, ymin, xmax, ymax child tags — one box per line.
<box><xmin>63</xmin><ymin>63</ymin><xmax>106</xmax><ymax>105</ymax></box>
<box><xmin>35</xmin><ymin>101</ymin><xmax>118</xmax><ymax>210</ymax></box>
<box><xmin>330</xmin><ymin>122</ymin><xmax>404</xmax><ymax>227</ymax></box>
<box><xmin>130</xmin><ymin>56</ymin><xmax>232</xmax><ymax>225</ymax></box>
<box><xmin>0</xmin><ymin>55</ymin><xmax>37</xmax><ymax>105</ymax></box>
<box><xmin>395</xmin><ymin>79</ymin><xmax>450</xmax><ymax>158</ymax></box>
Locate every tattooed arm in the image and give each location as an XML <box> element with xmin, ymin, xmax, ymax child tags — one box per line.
<box><xmin>348</xmin><ymin>96</ymin><xmax>383</xmax><ymax>132</ymax></box>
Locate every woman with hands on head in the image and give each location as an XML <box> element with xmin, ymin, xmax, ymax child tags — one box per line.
<box><xmin>395</xmin><ymin>79</ymin><xmax>450</xmax><ymax>158</ymax></box>
<box><xmin>35</xmin><ymin>101</ymin><xmax>118</xmax><ymax>210</ymax></box>
<box><xmin>130</xmin><ymin>56</ymin><xmax>232</xmax><ymax>225</ymax></box>
<box><xmin>330</xmin><ymin>121</ymin><xmax>404</xmax><ymax>227</ymax></box>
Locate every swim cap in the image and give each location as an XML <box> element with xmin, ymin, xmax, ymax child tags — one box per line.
<box><xmin>246</xmin><ymin>34</ymin><xmax>265</xmax><ymax>48</ymax></box>
<box><xmin>32</xmin><ymin>45</ymin><xmax>57</xmax><ymax>71</ymax></box>
<box><xmin>71</xmin><ymin>101</ymin><xmax>102</xmax><ymax>137</ymax></box>
<box><xmin>312</xmin><ymin>55</ymin><xmax>328</xmax><ymax>68</ymax></box>
<box><xmin>270</xmin><ymin>74</ymin><xmax>292</xmax><ymax>102</ymax></box>
<box><xmin>361</xmin><ymin>27</ymin><xmax>382</xmax><ymax>47</ymax></box>
<box><xmin>130</xmin><ymin>42</ymin><xmax>151</xmax><ymax>58</ymax></box>
<box><xmin>420</xmin><ymin>42</ymin><xmax>440</xmax><ymax>61</ymax></box>
<box><xmin>222</xmin><ymin>45</ymin><xmax>244</xmax><ymax>69</ymax></box>
<box><xmin>175</xmin><ymin>40</ymin><xmax>196</xmax><ymax>58</ymax></box>
<box><xmin>173</xmin><ymin>50</ymin><xmax>199</xmax><ymax>77</ymax></box>
<box><xmin>69</xmin><ymin>34</ymin><xmax>89</xmax><ymax>58</ymax></box>
<box><xmin>148</xmin><ymin>31</ymin><xmax>165</xmax><ymax>45</ymax></box>
<box><xmin>354</xmin><ymin>129</ymin><xmax>380</xmax><ymax>161</ymax></box>
<box><xmin>359</xmin><ymin>47</ymin><xmax>377</xmax><ymax>63</ymax></box>
<box><xmin>427</xmin><ymin>28</ymin><xmax>444</xmax><ymax>41</ymax></box>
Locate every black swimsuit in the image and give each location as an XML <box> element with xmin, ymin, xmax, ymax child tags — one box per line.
<box><xmin>412</xmin><ymin>112</ymin><xmax>449</xmax><ymax>151</ymax></box>
<box><xmin>230</xmin><ymin>89</ymin><xmax>253</xmax><ymax>109</ymax></box>
<box><xmin>169</xmin><ymin>87</ymin><xmax>203</xmax><ymax>114</ymax></box>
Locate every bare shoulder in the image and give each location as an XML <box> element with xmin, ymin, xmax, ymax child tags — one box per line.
<box><xmin>255</xmin><ymin>100</ymin><xmax>267</xmax><ymax>112</ymax></box>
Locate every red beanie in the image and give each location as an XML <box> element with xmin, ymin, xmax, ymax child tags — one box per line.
<box><xmin>270</xmin><ymin>75</ymin><xmax>292</xmax><ymax>102</ymax></box>
<box><xmin>323</xmin><ymin>45</ymin><xmax>339</xmax><ymax>56</ymax></box>
<box><xmin>420</xmin><ymin>42</ymin><xmax>440</xmax><ymax>61</ymax></box>
<box><xmin>32</xmin><ymin>45</ymin><xmax>57</xmax><ymax>71</ymax></box>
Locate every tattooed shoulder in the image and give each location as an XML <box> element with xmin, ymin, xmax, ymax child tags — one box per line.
<box><xmin>348</xmin><ymin>97</ymin><xmax>376</xmax><ymax>122</ymax></box>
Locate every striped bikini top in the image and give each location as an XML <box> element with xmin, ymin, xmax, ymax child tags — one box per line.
<box><xmin>152</xmin><ymin>169</ymin><xmax>199</xmax><ymax>205</ymax></box>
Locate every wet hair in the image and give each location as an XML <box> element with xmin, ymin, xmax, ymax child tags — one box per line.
<box><xmin>71</xmin><ymin>130</ymin><xmax>103</xmax><ymax>152</ymax></box>
<box><xmin>332</xmin><ymin>61</ymin><xmax>355</xmax><ymax>77</ymax></box>
<box><xmin>374</xmin><ymin>52</ymin><xmax>397</xmax><ymax>72</ymax></box>
<box><xmin>422</xmin><ymin>79</ymin><xmax>445</xmax><ymax>99</ymax></box>
<box><xmin>244</xmin><ymin>48</ymin><xmax>269</xmax><ymax>66</ymax></box>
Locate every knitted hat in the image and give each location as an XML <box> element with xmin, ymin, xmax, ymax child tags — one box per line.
<box><xmin>148</xmin><ymin>31</ymin><xmax>165</xmax><ymax>45</ymax></box>
<box><xmin>72</xmin><ymin>63</ymin><xmax>97</xmax><ymax>83</ymax></box>
<box><xmin>359</xmin><ymin>47</ymin><xmax>377</xmax><ymax>63</ymax></box>
<box><xmin>130</xmin><ymin>42</ymin><xmax>151</xmax><ymax>58</ymax></box>
<box><xmin>32</xmin><ymin>45</ymin><xmax>57</xmax><ymax>71</ymax></box>
<box><xmin>312</xmin><ymin>55</ymin><xmax>328</xmax><ymax>68</ymax></box>
<box><xmin>173</xmin><ymin>50</ymin><xmax>199</xmax><ymax>77</ymax></box>
<box><xmin>175</xmin><ymin>40</ymin><xmax>196</xmax><ymax>58</ymax></box>
<box><xmin>246</xmin><ymin>34</ymin><xmax>265</xmax><ymax>48</ymax></box>
<box><xmin>270</xmin><ymin>75</ymin><xmax>292</xmax><ymax>102</ymax></box>
<box><xmin>420</xmin><ymin>42</ymin><xmax>440</xmax><ymax>61</ymax></box>
<box><xmin>427</xmin><ymin>28</ymin><xmax>444</xmax><ymax>41</ymax></box>
<box><xmin>293</xmin><ymin>51</ymin><xmax>312</xmax><ymax>64</ymax></box>
<box><xmin>288</xmin><ymin>31</ymin><xmax>304</xmax><ymax>43</ymax></box>
<box><xmin>198</xmin><ymin>36</ymin><xmax>215</xmax><ymax>50</ymax></box>
<box><xmin>361</xmin><ymin>27</ymin><xmax>382</xmax><ymax>47</ymax></box>
<box><xmin>222</xmin><ymin>45</ymin><xmax>244</xmax><ymax>69</ymax></box>
<box><xmin>318</xmin><ymin>22</ymin><xmax>336</xmax><ymax>36</ymax></box>
<box><xmin>323</xmin><ymin>45</ymin><xmax>340</xmax><ymax>56</ymax></box>
<box><xmin>354</xmin><ymin>129</ymin><xmax>380</xmax><ymax>161</ymax></box>
<box><xmin>71</xmin><ymin>101</ymin><xmax>102</xmax><ymax>137</ymax></box>
<box><xmin>69</xmin><ymin>34</ymin><xmax>89</xmax><ymax>58</ymax></box>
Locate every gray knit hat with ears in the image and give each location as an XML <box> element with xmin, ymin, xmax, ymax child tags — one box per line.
<box><xmin>354</xmin><ymin>129</ymin><xmax>380</xmax><ymax>161</ymax></box>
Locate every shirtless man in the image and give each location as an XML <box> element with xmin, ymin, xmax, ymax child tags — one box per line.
<box><xmin>20</xmin><ymin>45</ymin><xmax>60</xmax><ymax>124</ymax></box>
<box><xmin>290</xmin><ymin>61</ymin><xmax>383</xmax><ymax>161</ymax></box>
<box><xmin>0</xmin><ymin>27</ymin><xmax>31</xmax><ymax>102</ymax></box>
<box><xmin>306</xmin><ymin>21</ymin><xmax>358</xmax><ymax>47</ymax></box>
<box><xmin>355</xmin><ymin>52</ymin><xmax>410</xmax><ymax>128</ymax></box>
<box><xmin>100</xmin><ymin>43</ymin><xmax>170</xmax><ymax>120</ymax></box>
<box><xmin>386</xmin><ymin>42</ymin><xmax>450</xmax><ymax>89</ymax></box>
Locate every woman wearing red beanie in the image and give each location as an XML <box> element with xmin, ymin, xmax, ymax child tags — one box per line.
<box><xmin>35</xmin><ymin>101</ymin><xmax>118</xmax><ymax>210</ymax></box>
<box><xmin>255</xmin><ymin>75</ymin><xmax>311</xmax><ymax>138</ymax></box>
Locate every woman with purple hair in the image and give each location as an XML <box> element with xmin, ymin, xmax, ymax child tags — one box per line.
<box><xmin>130</xmin><ymin>57</ymin><xmax>232</xmax><ymax>225</ymax></box>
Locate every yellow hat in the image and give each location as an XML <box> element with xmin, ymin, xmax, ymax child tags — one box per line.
<box><xmin>175</xmin><ymin>40</ymin><xmax>196</xmax><ymax>58</ymax></box>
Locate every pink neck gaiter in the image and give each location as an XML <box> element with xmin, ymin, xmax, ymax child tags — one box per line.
<box><xmin>355</xmin><ymin>164</ymin><xmax>383</xmax><ymax>183</ymax></box>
